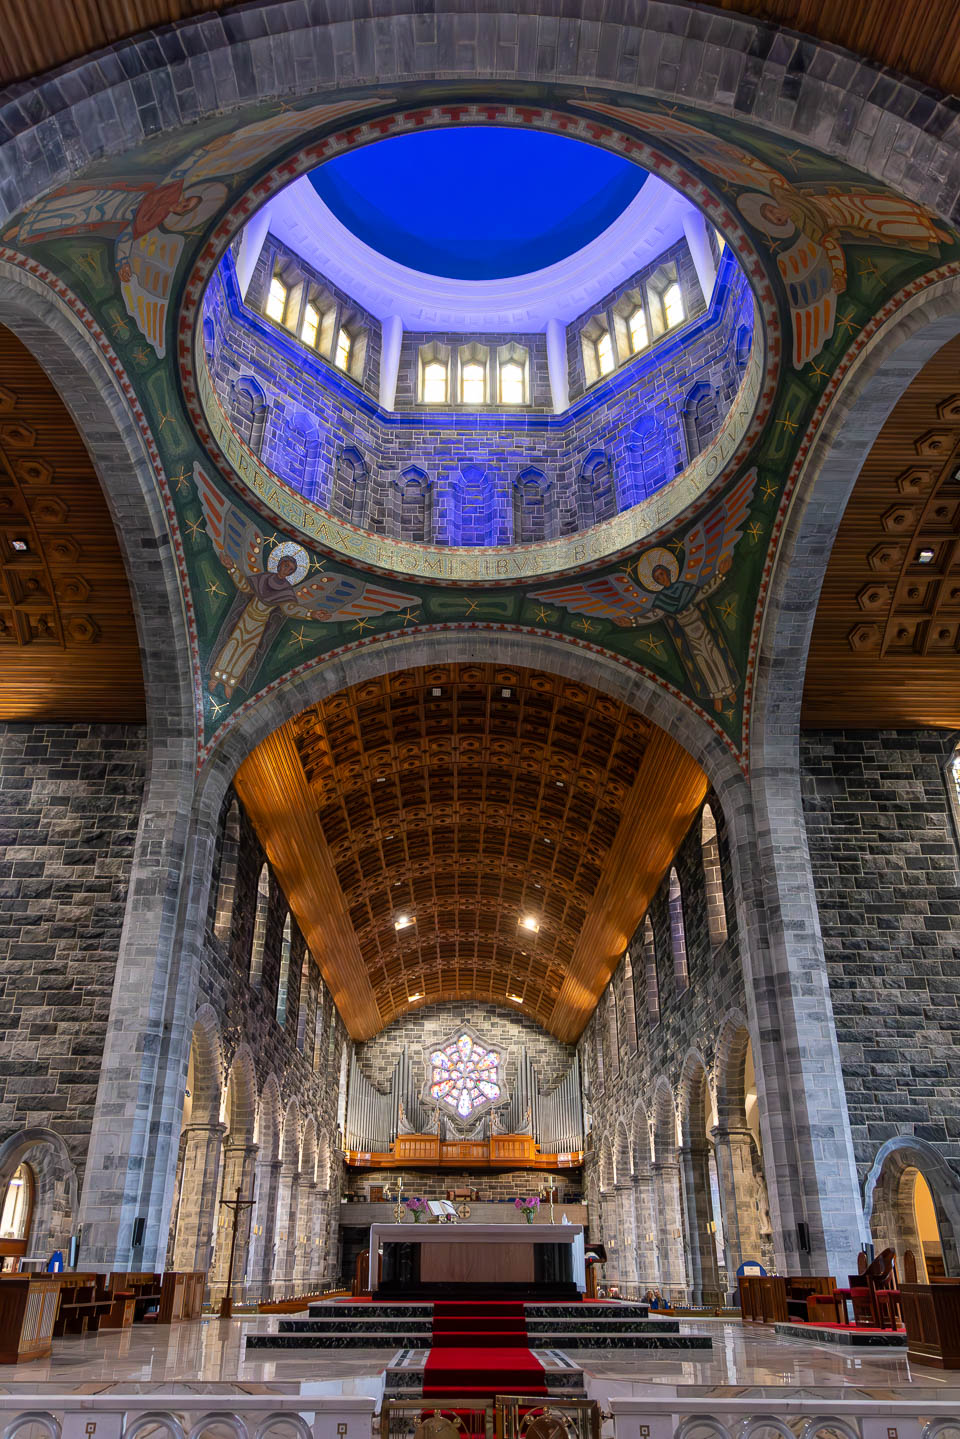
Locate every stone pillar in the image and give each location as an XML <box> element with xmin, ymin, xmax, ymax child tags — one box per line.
<box><xmin>653</xmin><ymin>1160</ymin><xmax>687</xmax><ymax>1301</ymax></box>
<box><xmin>210</xmin><ymin>1141</ymin><xmax>258</xmax><ymax>1305</ymax></box>
<box><xmin>235</xmin><ymin>202</ymin><xmax>273</xmax><ymax>300</ymax></box>
<box><xmin>712</xmin><ymin>1125</ymin><xmax>767</xmax><ymax>1296</ymax></box>
<box><xmin>293</xmin><ymin>1181</ymin><xmax>318</xmax><ymax>1288</ymax></box>
<box><xmin>682</xmin><ymin>207</ymin><xmax>717</xmax><ymax>305</ymax></box>
<box><xmin>379</xmin><ymin>315</ymin><xmax>403</xmax><ymax>411</ymax></box>
<box><xmin>171</xmin><ymin>1123</ymin><xmax>225</xmax><ymax>1273</ymax></box>
<box><xmin>633</xmin><ymin>1169</ymin><xmax>661</xmax><ymax>1293</ymax></box>
<box><xmin>615</xmin><ymin>1182</ymin><xmax>639</xmax><ymax>1294</ymax></box>
<box><xmin>273</xmin><ymin>1167</ymin><xmax>301</xmax><ymax>1297</ymax></box>
<box><xmin>545</xmin><ymin>317</ymin><xmax>569</xmax><ymax>414</ymax></box>
<box><xmin>247</xmin><ymin>1159</ymin><xmax>282</xmax><ymax>1303</ymax></box>
<box><xmin>680</xmin><ymin>1143</ymin><xmax>721</xmax><ymax>1306</ymax></box>
<box><xmin>736</xmin><ymin>763</ymin><xmax>867</xmax><ymax>1278</ymax></box>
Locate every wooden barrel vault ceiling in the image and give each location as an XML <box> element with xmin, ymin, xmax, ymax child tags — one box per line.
<box><xmin>0</xmin><ymin>326</ymin><xmax>145</xmax><ymax>722</ymax></box>
<box><xmin>803</xmin><ymin>331</ymin><xmax>960</xmax><ymax>730</ymax></box>
<box><xmin>234</xmin><ymin>664</ymin><xmax>708</xmax><ymax>1041</ymax></box>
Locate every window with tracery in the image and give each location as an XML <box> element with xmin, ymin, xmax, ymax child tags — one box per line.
<box><xmin>461</xmin><ymin>360</ymin><xmax>486</xmax><ymax>405</ymax></box>
<box><xmin>627</xmin><ymin>304</ymin><xmax>648</xmax><ymax>353</ymax></box>
<box><xmin>334</xmin><ymin>326</ymin><xmax>352</xmax><ymax>372</ymax></box>
<box><xmin>429</xmin><ymin>1032</ymin><xmax>502</xmax><ymax>1118</ymax></box>
<box><xmin>500</xmin><ymin>360</ymin><xmax>525</xmax><ymax>404</ymax></box>
<box><xmin>423</xmin><ymin>360</ymin><xmax>448</xmax><ymax>404</ymax></box>
<box><xmin>669</xmin><ymin>867</ymin><xmax>689</xmax><ymax>991</ymax></box>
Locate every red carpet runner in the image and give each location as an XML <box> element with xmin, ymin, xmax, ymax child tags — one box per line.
<box><xmin>423</xmin><ymin>1301</ymin><xmax>547</xmax><ymax>1397</ymax></box>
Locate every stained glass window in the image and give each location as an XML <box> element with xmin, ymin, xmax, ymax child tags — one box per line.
<box><xmin>429</xmin><ymin>1032</ymin><xmax>502</xmax><ymax>1118</ymax></box>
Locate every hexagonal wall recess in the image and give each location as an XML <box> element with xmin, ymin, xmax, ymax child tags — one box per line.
<box><xmin>868</xmin><ymin>543</ymin><xmax>905</xmax><ymax>572</ymax></box>
<box><xmin>848</xmin><ymin>623</ymin><xmax>881</xmax><ymax>652</ymax></box>
<box><xmin>0</xmin><ymin>421</ymin><xmax>35</xmax><ymax>449</ymax></box>
<box><xmin>857</xmin><ymin>584</ymin><xmax>892</xmax><ymax>611</ymax></box>
<box><xmin>914</xmin><ymin>430</ymin><xmax>953</xmax><ymax>458</ymax></box>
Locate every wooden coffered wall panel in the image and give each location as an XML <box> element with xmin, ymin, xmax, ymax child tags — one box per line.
<box><xmin>2</xmin><ymin>1</ymin><xmax>960</xmax><ymax>98</ymax></box>
<box><xmin>235</xmin><ymin>664</ymin><xmax>708</xmax><ymax>1041</ymax></box>
<box><xmin>0</xmin><ymin>326</ymin><xmax>144</xmax><ymax>721</ymax></box>
<box><xmin>803</xmin><ymin>332</ymin><xmax>960</xmax><ymax>729</ymax></box>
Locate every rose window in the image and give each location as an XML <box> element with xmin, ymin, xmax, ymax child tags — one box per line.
<box><xmin>429</xmin><ymin>1032</ymin><xmax>502</xmax><ymax>1118</ymax></box>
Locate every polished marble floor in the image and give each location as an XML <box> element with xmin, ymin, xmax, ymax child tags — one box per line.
<box><xmin>0</xmin><ymin>1314</ymin><xmax>957</xmax><ymax>1404</ymax></box>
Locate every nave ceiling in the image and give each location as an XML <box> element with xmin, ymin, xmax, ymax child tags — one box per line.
<box><xmin>233</xmin><ymin>663</ymin><xmax>708</xmax><ymax>1041</ymax></box>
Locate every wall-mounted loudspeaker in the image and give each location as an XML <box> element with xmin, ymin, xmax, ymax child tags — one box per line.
<box><xmin>797</xmin><ymin>1221</ymin><xmax>811</xmax><ymax>1254</ymax></box>
<box><xmin>132</xmin><ymin>1217</ymin><xmax>146</xmax><ymax>1249</ymax></box>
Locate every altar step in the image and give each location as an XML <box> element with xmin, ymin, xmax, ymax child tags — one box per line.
<box><xmin>246</xmin><ymin>1300</ymin><xmax>712</xmax><ymax>1353</ymax></box>
<box><xmin>385</xmin><ymin>1347</ymin><xmax>586</xmax><ymax>1399</ymax></box>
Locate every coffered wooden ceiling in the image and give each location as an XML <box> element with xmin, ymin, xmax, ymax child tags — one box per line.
<box><xmin>0</xmin><ymin>326</ymin><xmax>144</xmax><ymax>721</ymax></box>
<box><xmin>234</xmin><ymin>664</ymin><xmax>707</xmax><ymax>1041</ymax></box>
<box><xmin>1</xmin><ymin>1</ymin><xmax>960</xmax><ymax>98</ymax></box>
<box><xmin>803</xmin><ymin>332</ymin><xmax>960</xmax><ymax>730</ymax></box>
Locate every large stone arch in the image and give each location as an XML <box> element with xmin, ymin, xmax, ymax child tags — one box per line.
<box><xmin>0</xmin><ymin>261</ymin><xmax>199</xmax><ymax>1269</ymax></box>
<box><xmin>3</xmin><ymin>2</ymin><xmax>960</xmax><ymax>232</ymax></box>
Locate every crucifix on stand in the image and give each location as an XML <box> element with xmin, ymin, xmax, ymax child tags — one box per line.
<box><xmin>218</xmin><ymin>1185</ymin><xmax>255</xmax><ymax>1318</ymax></box>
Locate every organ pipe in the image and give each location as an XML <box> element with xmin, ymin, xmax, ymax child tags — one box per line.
<box><xmin>345</xmin><ymin>1045</ymin><xmax>583</xmax><ymax>1153</ymax></box>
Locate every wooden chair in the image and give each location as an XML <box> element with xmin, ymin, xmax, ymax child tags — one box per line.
<box><xmin>865</xmin><ymin>1247</ymin><xmax>901</xmax><ymax>1330</ymax></box>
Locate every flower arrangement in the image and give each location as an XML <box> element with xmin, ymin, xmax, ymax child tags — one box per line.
<box><xmin>404</xmin><ymin>1196</ymin><xmax>428</xmax><ymax>1222</ymax></box>
<box><xmin>515</xmin><ymin>1195</ymin><xmax>540</xmax><ymax>1224</ymax></box>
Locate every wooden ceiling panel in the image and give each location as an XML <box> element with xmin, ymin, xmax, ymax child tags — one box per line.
<box><xmin>803</xmin><ymin>333</ymin><xmax>960</xmax><ymax>729</ymax></box>
<box><xmin>2</xmin><ymin>1</ymin><xmax>960</xmax><ymax>99</ymax></box>
<box><xmin>0</xmin><ymin>326</ymin><xmax>144</xmax><ymax>722</ymax></box>
<box><xmin>235</xmin><ymin>663</ymin><xmax>707</xmax><ymax>1041</ymax></box>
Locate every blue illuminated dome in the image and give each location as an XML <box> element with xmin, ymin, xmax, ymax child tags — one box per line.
<box><xmin>309</xmin><ymin>128</ymin><xmax>647</xmax><ymax>281</ymax></box>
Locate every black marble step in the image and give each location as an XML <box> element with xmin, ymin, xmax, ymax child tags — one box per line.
<box><xmin>248</xmin><ymin>1332</ymin><xmax>434</xmax><ymax>1350</ymax></box>
<box><xmin>280</xmin><ymin>1317</ymin><xmax>431</xmax><ymax>1333</ymax></box>
<box><xmin>307</xmin><ymin>1303</ymin><xmax>433</xmax><ymax>1319</ymax></box>
<box><xmin>526</xmin><ymin>1318</ymin><xmax>680</xmax><ymax>1334</ymax></box>
<box><xmin>247</xmin><ymin>1329</ymin><xmax>711</xmax><ymax>1351</ymax></box>
<box><xmin>525</xmin><ymin>1304</ymin><xmax>649</xmax><ymax>1319</ymax></box>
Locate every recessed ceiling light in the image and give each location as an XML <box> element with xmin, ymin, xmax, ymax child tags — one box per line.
<box><xmin>556</xmin><ymin>781</ymin><xmax>564</xmax><ymax>787</ymax></box>
<box><xmin>431</xmin><ymin>687</ymin><xmax>442</xmax><ymax>697</ymax></box>
<box><xmin>395</xmin><ymin>914</ymin><xmax>415</xmax><ymax>930</ymax></box>
<box><xmin>10</xmin><ymin>539</ymin><xmax>27</xmax><ymax>552</ymax></box>
<box><xmin>534</xmin><ymin>882</ymin><xmax>541</xmax><ymax>889</ymax></box>
<box><xmin>408</xmin><ymin>992</ymin><xmax>423</xmax><ymax>1002</ymax></box>
<box><xmin>519</xmin><ymin>914</ymin><xmax>540</xmax><ymax>932</ymax></box>
<box><xmin>543</xmin><ymin>838</ymin><xmax>552</xmax><ymax>844</ymax></box>
<box><xmin>917</xmin><ymin>547</ymin><xmax>935</xmax><ymax>564</ymax></box>
<box><xmin>376</xmin><ymin>776</ymin><xmax>386</xmax><ymax>783</ymax></box>
<box><xmin>508</xmin><ymin>993</ymin><xmax>524</xmax><ymax>1004</ymax></box>
<box><xmin>502</xmin><ymin>688</ymin><xmax>512</xmax><ymax>698</ymax></box>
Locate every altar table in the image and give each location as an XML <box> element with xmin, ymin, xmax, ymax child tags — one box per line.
<box><xmin>368</xmin><ymin>1222</ymin><xmax>586</xmax><ymax>1299</ymax></box>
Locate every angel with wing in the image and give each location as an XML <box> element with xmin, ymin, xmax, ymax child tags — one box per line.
<box><xmin>194</xmin><ymin>463</ymin><xmax>409</xmax><ymax>698</ymax></box>
<box><xmin>533</xmin><ymin>468</ymin><xmax>757</xmax><ymax>713</ymax></box>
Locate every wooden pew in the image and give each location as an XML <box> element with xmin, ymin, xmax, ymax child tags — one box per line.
<box><xmin>53</xmin><ymin>1273</ymin><xmax>113</xmax><ymax>1336</ymax></box>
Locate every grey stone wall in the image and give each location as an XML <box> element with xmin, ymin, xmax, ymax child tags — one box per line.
<box><xmin>0</xmin><ymin>722</ymin><xmax>146</xmax><ymax>1172</ymax></box>
<box><xmin>202</xmin><ymin>793</ymin><xmax>348</xmax><ymax>1156</ymax></box>
<box><xmin>203</xmin><ymin>237</ymin><xmax>752</xmax><ymax>545</ymax></box>
<box><xmin>354</xmin><ymin>999</ymin><xmax>574</xmax><ymax>1097</ymax></box>
<box><xmin>800</xmin><ymin>730</ymin><xmax>960</xmax><ymax>1185</ymax></box>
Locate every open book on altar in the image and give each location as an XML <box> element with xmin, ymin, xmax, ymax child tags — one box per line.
<box><xmin>427</xmin><ymin>1200</ymin><xmax>459</xmax><ymax>1221</ymax></box>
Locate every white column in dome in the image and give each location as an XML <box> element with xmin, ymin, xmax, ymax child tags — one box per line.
<box><xmin>682</xmin><ymin>207</ymin><xmax>718</xmax><ymax>306</ymax></box>
<box><xmin>545</xmin><ymin>317</ymin><xmax>569</xmax><ymax>415</ymax></box>
<box><xmin>235</xmin><ymin>203</ymin><xmax>273</xmax><ymax>300</ymax></box>
<box><xmin>380</xmin><ymin>314</ymin><xmax>404</xmax><ymax>411</ymax></box>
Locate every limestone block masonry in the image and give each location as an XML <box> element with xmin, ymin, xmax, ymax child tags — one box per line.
<box><xmin>0</xmin><ymin>723</ymin><xmax>146</xmax><ymax>1173</ymax></box>
<box><xmin>801</xmin><ymin>730</ymin><xmax>960</xmax><ymax>1187</ymax></box>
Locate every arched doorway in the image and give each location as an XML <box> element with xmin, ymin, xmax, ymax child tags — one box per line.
<box><xmin>0</xmin><ymin>1165</ymin><xmax>33</xmax><ymax>1272</ymax></box>
<box><xmin>866</xmin><ymin>1138</ymin><xmax>960</xmax><ymax>1280</ymax></box>
<box><xmin>0</xmin><ymin>1129</ymin><xmax>78</xmax><ymax>1270</ymax></box>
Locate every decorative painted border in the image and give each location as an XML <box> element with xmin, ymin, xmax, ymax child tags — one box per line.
<box><xmin>178</xmin><ymin>99</ymin><xmax>781</xmax><ymax>587</ymax></box>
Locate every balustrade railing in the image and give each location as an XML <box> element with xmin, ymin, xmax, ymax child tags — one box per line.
<box><xmin>1</xmin><ymin>1390</ymin><xmax>959</xmax><ymax>1439</ymax></box>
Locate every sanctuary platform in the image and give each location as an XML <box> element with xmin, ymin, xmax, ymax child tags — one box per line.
<box><xmin>245</xmin><ymin>1299</ymin><xmax>715</xmax><ymax>1352</ymax></box>
<box><xmin>369</xmin><ymin>1221</ymin><xmax>584</xmax><ymax>1299</ymax></box>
